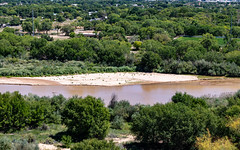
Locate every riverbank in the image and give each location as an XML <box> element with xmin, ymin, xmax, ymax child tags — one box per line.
<box><xmin>0</xmin><ymin>72</ymin><xmax>198</xmax><ymax>86</ymax></box>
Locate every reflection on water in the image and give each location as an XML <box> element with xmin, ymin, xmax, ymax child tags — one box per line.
<box><xmin>0</xmin><ymin>79</ymin><xmax>240</xmax><ymax>105</ymax></box>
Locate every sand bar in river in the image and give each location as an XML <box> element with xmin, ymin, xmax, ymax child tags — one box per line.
<box><xmin>0</xmin><ymin>72</ymin><xmax>198</xmax><ymax>86</ymax></box>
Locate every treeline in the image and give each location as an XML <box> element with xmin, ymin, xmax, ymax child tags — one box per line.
<box><xmin>0</xmin><ymin>31</ymin><xmax>133</xmax><ymax>66</ymax></box>
<box><xmin>0</xmin><ymin>91</ymin><xmax>239</xmax><ymax>149</ymax></box>
<box><xmin>1</xmin><ymin>1</ymin><xmax>240</xmax><ymax>39</ymax></box>
<box><xmin>1</xmin><ymin>31</ymin><xmax>240</xmax><ymax>76</ymax></box>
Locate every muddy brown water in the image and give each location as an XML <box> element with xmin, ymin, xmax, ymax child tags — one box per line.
<box><xmin>0</xmin><ymin>79</ymin><xmax>240</xmax><ymax>105</ymax></box>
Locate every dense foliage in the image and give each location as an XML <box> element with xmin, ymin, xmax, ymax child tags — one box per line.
<box><xmin>0</xmin><ymin>1</ymin><xmax>240</xmax><ymax>76</ymax></box>
<box><xmin>0</xmin><ymin>90</ymin><xmax>239</xmax><ymax>149</ymax></box>
<box><xmin>0</xmin><ymin>0</ymin><xmax>240</xmax><ymax>149</ymax></box>
<box><xmin>0</xmin><ymin>92</ymin><xmax>30</xmax><ymax>132</ymax></box>
<box><xmin>131</xmin><ymin>103</ymin><xmax>220</xmax><ymax>149</ymax></box>
<box><xmin>62</xmin><ymin>96</ymin><xmax>110</xmax><ymax>140</ymax></box>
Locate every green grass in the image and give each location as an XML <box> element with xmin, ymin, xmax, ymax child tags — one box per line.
<box><xmin>177</xmin><ymin>37</ymin><xmax>201</xmax><ymax>42</ymax></box>
<box><xmin>177</xmin><ymin>36</ymin><xmax>240</xmax><ymax>46</ymax></box>
<box><xmin>108</xmin><ymin>123</ymin><xmax>132</xmax><ymax>138</ymax></box>
<box><xmin>197</xmin><ymin>75</ymin><xmax>227</xmax><ymax>80</ymax></box>
<box><xmin>0</xmin><ymin>124</ymin><xmax>67</xmax><ymax>143</ymax></box>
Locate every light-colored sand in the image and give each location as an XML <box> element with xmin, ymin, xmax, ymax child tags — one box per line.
<box><xmin>38</xmin><ymin>144</ymin><xmax>70</xmax><ymax>150</ymax></box>
<box><xmin>20</xmin><ymin>72</ymin><xmax>198</xmax><ymax>86</ymax></box>
<box><xmin>0</xmin><ymin>72</ymin><xmax>198</xmax><ymax>86</ymax></box>
<box><xmin>106</xmin><ymin>135</ymin><xmax>135</xmax><ymax>144</ymax></box>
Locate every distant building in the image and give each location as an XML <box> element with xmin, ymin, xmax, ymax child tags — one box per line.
<box><xmin>0</xmin><ymin>2</ymin><xmax>8</xmax><ymax>6</ymax></box>
<box><xmin>199</xmin><ymin>0</ymin><xmax>238</xmax><ymax>2</ymax></box>
<box><xmin>88</xmin><ymin>11</ymin><xmax>98</xmax><ymax>16</ymax></box>
<box><xmin>75</xmin><ymin>30</ymin><xmax>99</xmax><ymax>38</ymax></box>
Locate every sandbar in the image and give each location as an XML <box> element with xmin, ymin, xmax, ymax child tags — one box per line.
<box><xmin>0</xmin><ymin>72</ymin><xmax>198</xmax><ymax>86</ymax></box>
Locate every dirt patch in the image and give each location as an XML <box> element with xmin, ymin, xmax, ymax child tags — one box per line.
<box><xmin>106</xmin><ymin>135</ymin><xmax>135</xmax><ymax>144</ymax></box>
<box><xmin>0</xmin><ymin>77</ymin><xmax>60</xmax><ymax>86</ymax></box>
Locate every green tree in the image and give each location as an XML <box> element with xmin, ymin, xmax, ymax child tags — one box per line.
<box><xmin>57</xmin><ymin>15</ymin><xmax>66</xmax><ymax>22</ymax></box>
<box><xmin>172</xmin><ymin>92</ymin><xmax>208</xmax><ymax>108</ymax></box>
<box><xmin>40</xmin><ymin>19</ymin><xmax>52</xmax><ymax>34</ymax></box>
<box><xmin>0</xmin><ymin>92</ymin><xmax>30</xmax><ymax>132</ymax></box>
<box><xmin>0</xmin><ymin>39</ymin><xmax>14</xmax><ymax>57</ymax></box>
<box><xmin>226</xmin><ymin>50</ymin><xmax>240</xmax><ymax>66</ymax></box>
<box><xmin>133</xmin><ymin>41</ymin><xmax>142</xmax><ymax>50</ymax></box>
<box><xmin>0</xmin><ymin>17</ymin><xmax>8</xmax><ymax>27</ymax></box>
<box><xmin>22</xmin><ymin>21</ymin><xmax>34</xmax><ymax>34</ymax></box>
<box><xmin>61</xmin><ymin>24</ymin><xmax>75</xmax><ymax>36</ymax></box>
<box><xmin>97</xmin><ymin>40</ymin><xmax>130</xmax><ymax>66</ymax></box>
<box><xmin>28</xmin><ymin>100</ymin><xmax>45</xmax><ymax>128</ymax></box>
<box><xmin>9</xmin><ymin>16</ymin><xmax>20</xmax><ymax>26</ymax></box>
<box><xmin>3</xmin><ymin>27</ymin><xmax>15</xmax><ymax>33</ymax></box>
<box><xmin>55</xmin><ymin>24</ymin><xmax>61</xmax><ymax>35</ymax></box>
<box><xmin>153</xmin><ymin>33</ymin><xmax>172</xmax><ymax>44</ymax></box>
<box><xmin>62</xmin><ymin>96</ymin><xmax>110</xmax><ymax>140</ymax></box>
<box><xmin>137</xmin><ymin>51</ymin><xmax>161</xmax><ymax>72</ymax></box>
<box><xmin>131</xmin><ymin>103</ymin><xmax>220</xmax><ymax>149</ymax></box>
<box><xmin>108</xmin><ymin>13</ymin><xmax>120</xmax><ymax>24</ymax></box>
<box><xmin>30</xmin><ymin>38</ymin><xmax>48</xmax><ymax>59</ymax></box>
<box><xmin>200</xmin><ymin>33</ymin><xmax>218</xmax><ymax>51</ymax></box>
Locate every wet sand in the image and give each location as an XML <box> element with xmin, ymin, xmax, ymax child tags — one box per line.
<box><xmin>0</xmin><ymin>72</ymin><xmax>198</xmax><ymax>86</ymax></box>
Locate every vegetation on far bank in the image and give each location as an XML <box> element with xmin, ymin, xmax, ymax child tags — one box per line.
<box><xmin>1</xmin><ymin>2</ymin><xmax>240</xmax><ymax>77</ymax></box>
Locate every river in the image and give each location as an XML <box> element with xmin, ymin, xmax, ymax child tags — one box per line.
<box><xmin>0</xmin><ymin>79</ymin><xmax>240</xmax><ymax>105</ymax></box>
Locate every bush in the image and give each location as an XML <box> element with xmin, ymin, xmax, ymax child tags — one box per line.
<box><xmin>109</xmin><ymin>100</ymin><xmax>138</xmax><ymax>122</ymax></box>
<box><xmin>62</xmin><ymin>96</ymin><xmax>110</xmax><ymax>140</ymax></box>
<box><xmin>226</xmin><ymin>105</ymin><xmax>240</xmax><ymax>117</ymax></box>
<box><xmin>111</xmin><ymin>116</ymin><xmax>124</xmax><ymax>129</ymax></box>
<box><xmin>61</xmin><ymin>135</ymin><xmax>72</xmax><ymax>148</ymax></box>
<box><xmin>44</xmin><ymin>137</ymin><xmax>55</xmax><ymax>144</ymax></box>
<box><xmin>131</xmin><ymin>103</ymin><xmax>220</xmax><ymax>149</ymax></box>
<box><xmin>13</xmin><ymin>139</ymin><xmax>39</xmax><ymax>150</ymax></box>
<box><xmin>226</xmin><ymin>50</ymin><xmax>240</xmax><ymax>66</ymax></box>
<box><xmin>41</xmin><ymin>34</ymin><xmax>53</xmax><ymax>41</ymax></box>
<box><xmin>0</xmin><ymin>137</ymin><xmax>13</xmax><ymax>150</ymax></box>
<box><xmin>196</xmin><ymin>130</ymin><xmax>237</xmax><ymax>150</ymax></box>
<box><xmin>172</xmin><ymin>92</ymin><xmax>208</xmax><ymax>108</ymax></box>
<box><xmin>72</xmin><ymin>139</ymin><xmax>121</xmax><ymax>150</ymax></box>
<box><xmin>227</xmin><ymin>117</ymin><xmax>240</xmax><ymax>147</ymax></box>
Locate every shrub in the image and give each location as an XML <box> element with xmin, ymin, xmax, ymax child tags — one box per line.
<box><xmin>41</xmin><ymin>34</ymin><xmax>53</xmax><ymax>41</ymax></box>
<box><xmin>110</xmin><ymin>100</ymin><xmax>138</xmax><ymax>122</ymax></box>
<box><xmin>226</xmin><ymin>105</ymin><xmax>240</xmax><ymax>117</ymax></box>
<box><xmin>196</xmin><ymin>130</ymin><xmax>237</xmax><ymax>150</ymax></box>
<box><xmin>227</xmin><ymin>117</ymin><xmax>240</xmax><ymax>147</ymax></box>
<box><xmin>72</xmin><ymin>139</ymin><xmax>121</xmax><ymax>150</ymax></box>
<box><xmin>44</xmin><ymin>137</ymin><xmax>55</xmax><ymax>144</ymax></box>
<box><xmin>111</xmin><ymin>116</ymin><xmax>124</xmax><ymax>129</ymax></box>
<box><xmin>172</xmin><ymin>92</ymin><xmax>208</xmax><ymax>108</ymax></box>
<box><xmin>226</xmin><ymin>50</ymin><xmax>240</xmax><ymax>66</ymax></box>
<box><xmin>0</xmin><ymin>137</ymin><xmax>13</xmax><ymax>150</ymax></box>
<box><xmin>13</xmin><ymin>139</ymin><xmax>39</xmax><ymax>150</ymax></box>
<box><xmin>62</xmin><ymin>96</ymin><xmax>110</xmax><ymax>140</ymax></box>
<box><xmin>39</xmin><ymin>123</ymin><xmax>49</xmax><ymax>131</ymax></box>
<box><xmin>61</xmin><ymin>135</ymin><xmax>72</xmax><ymax>148</ymax></box>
